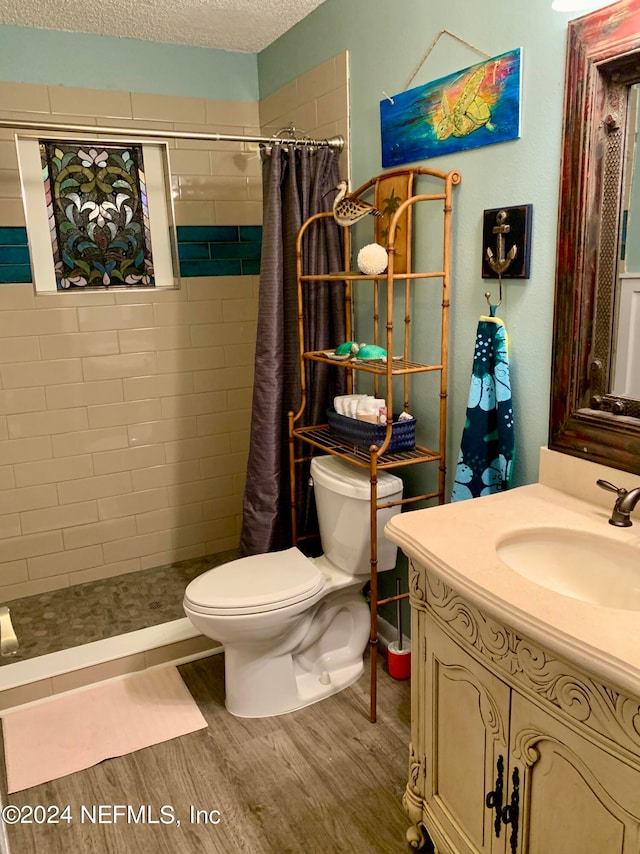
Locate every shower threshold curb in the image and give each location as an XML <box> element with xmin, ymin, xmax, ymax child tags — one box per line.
<box><xmin>0</xmin><ymin>618</ymin><xmax>221</xmax><ymax>713</ymax></box>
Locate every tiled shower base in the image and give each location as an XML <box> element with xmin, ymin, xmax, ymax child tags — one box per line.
<box><xmin>0</xmin><ymin>550</ymin><xmax>238</xmax><ymax>712</ymax></box>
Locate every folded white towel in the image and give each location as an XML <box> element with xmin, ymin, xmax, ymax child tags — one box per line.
<box><xmin>334</xmin><ymin>394</ymin><xmax>369</xmax><ymax>416</ymax></box>
<box><xmin>356</xmin><ymin>398</ymin><xmax>386</xmax><ymax>424</ymax></box>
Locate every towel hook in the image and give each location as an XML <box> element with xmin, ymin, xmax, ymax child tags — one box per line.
<box><xmin>484</xmin><ymin>275</ymin><xmax>502</xmax><ymax>313</ymax></box>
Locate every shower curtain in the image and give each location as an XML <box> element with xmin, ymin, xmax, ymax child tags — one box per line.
<box><xmin>239</xmin><ymin>144</ymin><xmax>346</xmax><ymax>556</ymax></box>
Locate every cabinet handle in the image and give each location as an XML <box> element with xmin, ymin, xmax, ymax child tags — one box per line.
<box><xmin>485</xmin><ymin>754</ymin><xmax>504</xmax><ymax>838</ymax></box>
<box><xmin>500</xmin><ymin>766</ymin><xmax>520</xmax><ymax>854</ymax></box>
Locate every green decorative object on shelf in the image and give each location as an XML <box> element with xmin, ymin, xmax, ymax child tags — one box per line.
<box><xmin>334</xmin><ymin>341</ymin><xmax>358</xmax><ymax>355</ymax></box>
<box><xmin>355</xmin><ymin>344</ymin><xmax>387</xmax><ymax>360</ymax></box>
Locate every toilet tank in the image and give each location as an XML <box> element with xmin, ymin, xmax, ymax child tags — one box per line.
<box><xmin>310</xmin><ymin>455</ymin><xmax>403</xmax><ymax>576</ymax></box>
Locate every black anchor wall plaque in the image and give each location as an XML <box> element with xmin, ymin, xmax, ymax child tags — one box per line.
<box><xmin>482</xmin><ymin>204</ymin><xmax>532</xmax><ymax>279</ymax></box>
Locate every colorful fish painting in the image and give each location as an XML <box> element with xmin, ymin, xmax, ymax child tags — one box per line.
<box><xmin>380</xmin><ymin>49</ymin><xmax>521</xmax><ymax>167</ymax></box>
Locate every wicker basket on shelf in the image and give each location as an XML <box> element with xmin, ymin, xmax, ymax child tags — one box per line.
<box><xmin>326</xmin><ymin>409</ymin><xmax>416</xmax><ymax>453</ymax></box>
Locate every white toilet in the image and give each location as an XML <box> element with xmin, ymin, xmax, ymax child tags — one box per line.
<box><xmin>183</xmin><ymin>455</ymin><xmax>403</xmax><ymax>718</ymax></box>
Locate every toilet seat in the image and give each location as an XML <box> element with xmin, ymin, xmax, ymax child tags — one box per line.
<box><xmin>183</xmin><ymin>547</ymin><xmax>325</xmax><ymax>616</ymax></box>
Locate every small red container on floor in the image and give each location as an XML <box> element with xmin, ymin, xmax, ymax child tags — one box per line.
<box><xmin>387</xmin><ymin>641</ymin><xmax>411</xmax><ymax>680</ymax></box>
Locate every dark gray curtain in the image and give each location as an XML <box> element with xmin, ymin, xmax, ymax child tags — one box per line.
<box><xmin>239</xmin><ymin>144</ymin><xmax>346</xmax><ymax>556</ymax></box>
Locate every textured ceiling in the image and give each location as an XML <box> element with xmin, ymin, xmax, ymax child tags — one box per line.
<box><xmin>0</xmin><ymin>0</ymin><xmax>328</xmax><ymax>52</ymax></box>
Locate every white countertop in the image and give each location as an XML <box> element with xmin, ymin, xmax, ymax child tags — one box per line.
<box><xmin>385</xmin><ymin>482</ymin><xmax>640</xmax><ymax>697</ymax></box>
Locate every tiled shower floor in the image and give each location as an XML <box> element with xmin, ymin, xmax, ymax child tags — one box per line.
<box><xmin>0</xmin><ymin>550</ymin><xmax>239</xmax><ymax>666</ymax></box>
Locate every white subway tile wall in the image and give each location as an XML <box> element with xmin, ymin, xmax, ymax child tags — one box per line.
<box><xmin>259</xmin><ymin>52</ymin><xmax>350</xmax><ymax>184</ymax></box>
<box><xmin>0</xmin><ymin>54</ymin><xmax>349</xmax><ymax>600</ymax></box>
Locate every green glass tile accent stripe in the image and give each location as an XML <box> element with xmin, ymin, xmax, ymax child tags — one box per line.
<box><xmin>0</xmin><ymin>227</ymin><xmax>29</xmax><ymax>246</ymax></box>
<box><xmin>177</xmin><ymin>225</ymin><xmax>262</xmax><ymax>277</ymax></box>
<box><xmin>0</xmin><ymin>227</ymin><xmax>31</xmax><ymax>283</ymax></box>
<box><xmin>0</xmin><ymin>225</ymin><xmax>263</xmax><ymax>283</ymax></box>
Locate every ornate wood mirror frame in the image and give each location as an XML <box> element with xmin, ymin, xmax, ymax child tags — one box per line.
<box><xmin>550</xmin><ymin>0</ymin><xmax>640</xmax><ymax>476</ymax></box>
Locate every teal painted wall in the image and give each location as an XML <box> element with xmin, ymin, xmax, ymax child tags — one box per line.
<box><xmin>260</xmin><ymin>0</ymin><xmax>578</xmax><ymax>495</ymax></box>
<box><xmin>0</xmin><ymin>25</ymin><xmax>259</xmax><ymax>100</ymax></box>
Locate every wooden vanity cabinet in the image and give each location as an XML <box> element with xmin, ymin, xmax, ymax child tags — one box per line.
<box><xmin>405</xmin><ymin>562</ymin><xmax>640</xmax><ymax>853</ymax></box>
<box><xmin>510</xmin><ymin>692</ymin><xmax>640</xmax><ymax>853</ymax></box>
<box><xmin>417</xmin><ymin>621</ymin><xmax>509</xmax><ymax>853</ymax></box>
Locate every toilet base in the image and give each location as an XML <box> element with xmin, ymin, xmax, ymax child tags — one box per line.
<box><xmin>225</xmin><ymin>657</ymin><xmax>364</xmax><ymax>718</ymax></box>
<box><xmin>221</xmin><ymin>590</ymin><xmax>370</xmax><ymax>718</ymax></box>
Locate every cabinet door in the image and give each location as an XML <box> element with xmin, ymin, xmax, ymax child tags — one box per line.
<box><xmin>425</xmin><ymin>621</ymin><xmax>511</xmax><ymax>854</ymax></box>
<box><xmin>509</xmin><ymin>691</ymin><xmax>640</xmax><ymax>854</ymax></box>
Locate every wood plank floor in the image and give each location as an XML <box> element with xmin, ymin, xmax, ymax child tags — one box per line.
<box><xmin>1</xmin><ymin>652</ymin><xmax>414</xmax><ymax>853</ymax></box>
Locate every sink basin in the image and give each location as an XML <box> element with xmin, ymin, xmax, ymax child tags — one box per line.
<box><xmin>497</xmin><ymin>527</ymin><xmax>640</xmax><ymax>610</ymax></box>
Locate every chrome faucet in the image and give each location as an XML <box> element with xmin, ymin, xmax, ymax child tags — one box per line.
<box><xmin>596</xmin><ymin>480</ymin><xmax>640</xmax><ymax>527</ymax></box>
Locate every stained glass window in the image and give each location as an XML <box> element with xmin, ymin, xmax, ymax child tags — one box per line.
<box><xmin>40</xmin><ymin>141</ymin><xmax>155</xmax><ymax>290</ymax></box>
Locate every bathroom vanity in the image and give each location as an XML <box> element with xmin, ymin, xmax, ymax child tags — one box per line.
<box><xmin>385</xmin><ymin>474</ymin><xmax>640</xmax><ymax>853</ymax></box>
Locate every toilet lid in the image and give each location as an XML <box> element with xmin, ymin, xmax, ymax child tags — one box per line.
<box><xmin>183</xmin><ymin>547</ymin><xmax>325</xmax><ymax>615</ymax></box>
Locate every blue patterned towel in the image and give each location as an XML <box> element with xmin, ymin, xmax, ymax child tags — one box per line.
<box><xmin>452</xmin><ymin>312</ymin><xmax>515</xmax><ymax>502</ymax></box>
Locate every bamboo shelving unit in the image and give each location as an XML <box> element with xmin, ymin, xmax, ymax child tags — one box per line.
<box><xmin>288</xmin><ymin>166</ymin><xmax>460</xmax><ymax>722</ymax></box>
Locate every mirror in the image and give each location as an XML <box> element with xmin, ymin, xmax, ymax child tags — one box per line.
<box><xmin>550</xmin><ymin>0</ymin><xmax>640</xmax><ymax>476</ymax></box>
<box><xmin>613</xmin><ymin>83</ymin><xmax>640</xmax><ymax>399</ymax></box>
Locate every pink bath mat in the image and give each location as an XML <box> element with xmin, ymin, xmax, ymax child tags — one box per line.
<box><xmin>1</xmin><ymin>666</ymin><xmax>207</xmax><ymax>793</ymax></box>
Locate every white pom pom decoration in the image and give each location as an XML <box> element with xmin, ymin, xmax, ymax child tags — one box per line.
<box><xmin>357</xmin><ymin>242</ymin><xmax>388</xmax><ymax>275</ymax></box>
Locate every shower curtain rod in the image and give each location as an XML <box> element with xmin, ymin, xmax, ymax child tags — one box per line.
<box><xmin>0</xmin><ymin>117</ymin><xmax>345</xmax><ymax>150</ymax></box>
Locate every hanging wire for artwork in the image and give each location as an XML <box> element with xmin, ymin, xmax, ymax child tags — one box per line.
<box><xmin>402</xmin><ymin>29</ymin><xmax>492</xmax><ymax>92</ymax></box>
